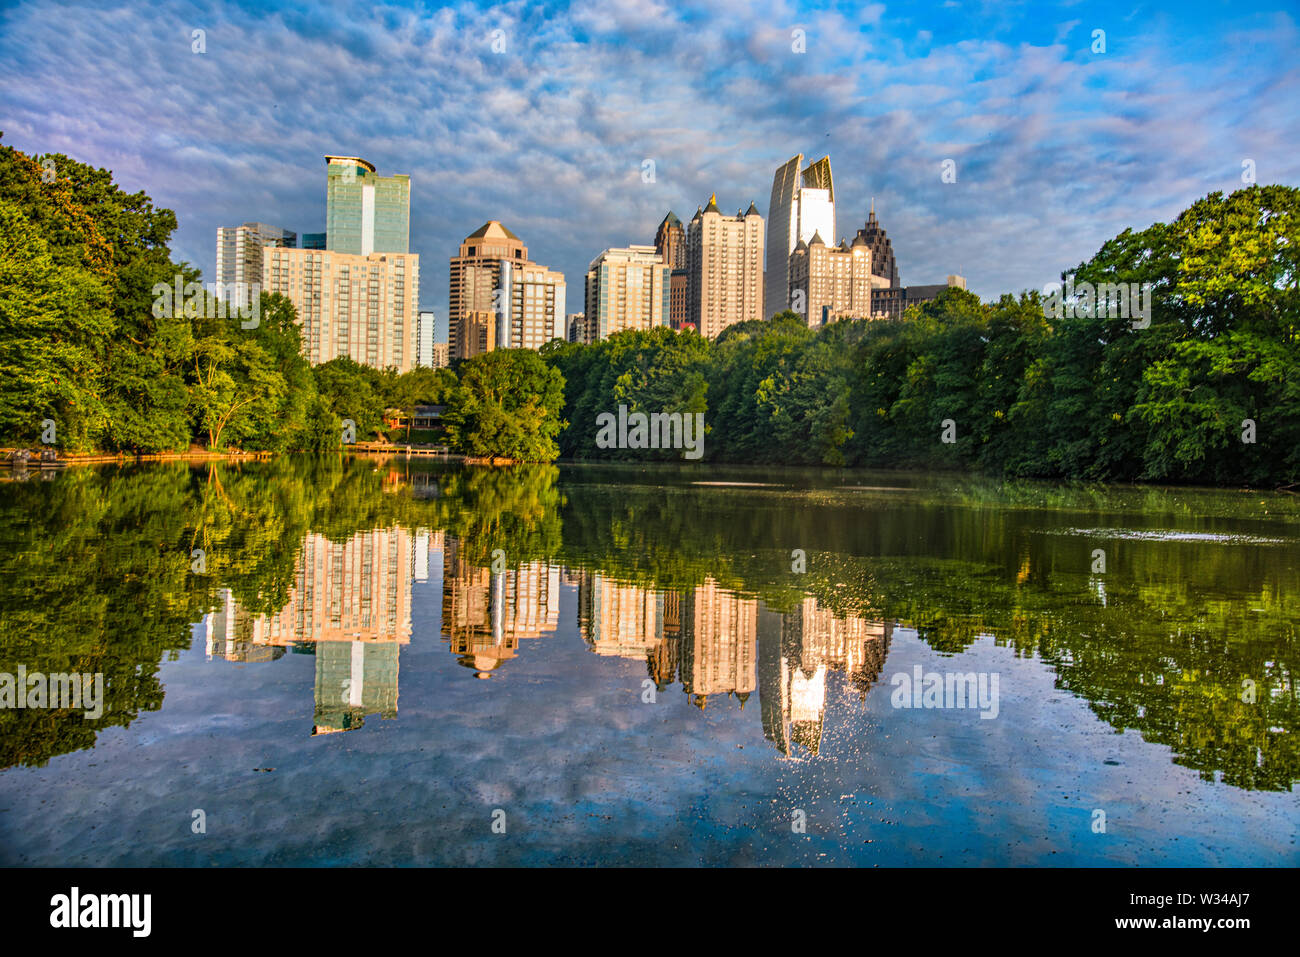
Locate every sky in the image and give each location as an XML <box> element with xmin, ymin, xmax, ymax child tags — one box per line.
<box><xmin>2</xmin><ymin>0</ymin><xmax>1297</xmax><ymax>320</ymax></box>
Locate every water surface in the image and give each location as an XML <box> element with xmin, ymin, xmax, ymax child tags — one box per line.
<box><xmin>0</xmin><ymin>458</ymin><xmax>1295</xmax><ymax>865</ymax></box>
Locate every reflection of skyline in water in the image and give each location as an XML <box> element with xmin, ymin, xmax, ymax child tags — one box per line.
<box><xmin>204</xmin><ymin>529</ymin><xmax>894</xmax><ymax>756</ymax></box>
<box><xmin>2</xmin><ymin>458</ymin><xmax>1294</xmax><ymax>794</ymax></box>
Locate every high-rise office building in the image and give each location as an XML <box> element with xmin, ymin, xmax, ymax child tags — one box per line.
<box><xmin>264</xmin><ymin>246</ymin><xmax>419</xmax><ymax>371</ymax></box>
<box><xmin>854</xmin><ymin>203</ymin><xmax>900</xmax><ymax>288</ymax></box>
<box><xmin>765</xmin><ymin>154</ymin><xmax>835</xmax><ymax>319</ymax></box>
<box><xmin>787</xmin><ymin>231</ymin><xmax>872</xmax><ymax>326</ymax></box>
<box><xmin>654</xmin><ymin>212</ymin><xmax>685</xmax><ymax>269</ymax></box>
<box><xmin>566</xmin><ymin>313</ymin><xmax>586</xmax><ymax>343</ymax></box>
<box><xmin>669</xmin><ymin>270</ymin><xmax>689</xmax><ymax>330</ymax></box>
<box><xmin>302</xmin><ymin>232</ymin><xmax>327</xmax><ymax>250</ymax></box>
<box><xmin>686</xmin><ymin>195</ymin><xmax>765</xmax><ymax>339</ymax></box>
<box><xmin>583</xmin><ymin>245</ymin><xmax>671</xmax><ymax>342</ymax></box>
<box><xmin>325</xmin><ymin>155</ymin><xmax>410</xmax><ymax>256</ymax></box>
<box><xmin>655</xmin><ymin>211</ymin><xmax>691</xmax><ymax>331</ymax></box>
<box><xmin>214</xmin><ymin>222</ymin><xmax>296</xmax><ymax>307</ymax></box>
<box><xmin>448</xmin><ymin>221</ymin><xmax>564</xmax><ymax>359</ymax></box>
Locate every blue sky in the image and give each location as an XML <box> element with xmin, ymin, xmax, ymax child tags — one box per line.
<box><xmin>2</xmin><ymin>0</ymin><xmax>1296</xmax><ymax>319</ymax></box>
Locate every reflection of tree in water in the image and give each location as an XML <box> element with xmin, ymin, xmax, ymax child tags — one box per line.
<box><xmin>2</xmin><ymin>459</ymin><xmax>1296</xmax><ymax>791</ymax></box>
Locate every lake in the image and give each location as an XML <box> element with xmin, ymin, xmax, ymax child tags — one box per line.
<box><xmin>0</xmin><ymin>457</ymin><xmax>1295</xmax><ymax>866</ymax></box>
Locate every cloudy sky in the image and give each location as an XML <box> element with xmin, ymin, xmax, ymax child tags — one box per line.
<box><xmin>3</xmin><ymin>0</ymin><xmax>1296</xmax><ymax>319</ymax></box>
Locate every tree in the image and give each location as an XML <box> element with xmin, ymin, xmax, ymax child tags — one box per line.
<box><xmin>444</xmin><ymin>349</ymin><xmax>566</xmax><ymax>461</ymax></box>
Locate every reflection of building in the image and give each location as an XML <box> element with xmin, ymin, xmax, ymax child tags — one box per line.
<box><xmin>577</xmin><ymin>573</ymin><xmax>665</xmax><ymax>659</ymax></box>
<box><xmin>441</xmin><ymin>538</ymin><xmax>560</xmax><ymax>677</ymax></box>
<box><xmin>203</xmin><ymin>527</ymin><xmax>416</xmax><ymax>735</ymax></box>
<box><xmin>679</xmin><ymin>579</ymin><xmax>758</xmax><ymax>708</ymax></box>
<box><xmin>758</xmin><ymin>597</ymin><xmax>892</xmax><ymax>758</ymax></box>
<box><xmin>204</xmin><ymin>591</ymin><xmax>288</xmax><ymax>663</ymax></box>
<box><xmin>313</xmin><ymin>640</ymin><xmax>399</xmax><ymax>734</ymax></box>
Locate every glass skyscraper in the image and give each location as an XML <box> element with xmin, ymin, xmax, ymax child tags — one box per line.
<box><xmin>325</xmin><ymin>155</ymin><xmax>410</xmax><ymax>255</ymax></box>
<box><xmin>764</xmin><ymin>154</ymin><xmax>835</xmax><ymax>320</ymax></box>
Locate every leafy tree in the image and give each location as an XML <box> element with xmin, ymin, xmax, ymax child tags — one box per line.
<box><xmin>444</xmin><ymin>349</ymin><xmax>566</xmax><ymax>461</ymax></box>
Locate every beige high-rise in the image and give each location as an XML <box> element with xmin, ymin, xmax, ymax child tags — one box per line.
<box><xmin>264</xmin><ymin>247</ymin><xmax>418</xmax><ymax>371</ymax></box>
<box><xmin>583</xmin><ymin>245</ymin><xmax>671</xmax><ymax>342</ymax></box>
<box><xmin>448</xmin><ymin>221</ymin><xmax>565</xmax><ymax>359</ymax></box>
<box><xmin>686</xmin><ymin>195</ymin><xmax>764</xmax><ymax>339</ymax></box>
<box><xmin>787</xmin><ymin>232</ymin><xmax>873</xmax><ymax>326</ymax></box>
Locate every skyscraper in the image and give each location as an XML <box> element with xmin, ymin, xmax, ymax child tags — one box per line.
<box><xmin>264</xmin><ymin>246</ymin><xmax>418</xmax><ymax>371</ymax></box>
<box><xmin>325</xmin><ymin>155</ymin><xmax>410</xmax><ymax>255</ymax></box>
<box><xmin>854</xmin><ymin>203</ymin><xmax>900</xmax><ymax>288</ymax></box>
<box><xmin>214</xmin><ymin>222</ymin><xmax>296</xmax><ymax>307</ymax></box>
<box><xmin>765</xmin><ymin>154</ymin><xmax>835</xmax><ymax>319</ymax></box>
<box><xmin>654</xmin><ymin>212</ymin><xmax>685</xmax><ymax>269</ymax></box>
<box><xmin>787</xmin><ymin>232</ymin><xmax>873</xmax><ymax>326</ymax></box>
<box><xmin>686</xmin><ymin>195</ymin><xmax>765</xmax><ymax>339</ymax></box>
<box><xmin>448</xmin><ymin>221</ymin><xmax>564</xmax><ymax>359</ymax></box>
<box><xmin>583</xmin><ymin>245</ymin><xmax>671</xmax><ymax>342</ymax></box>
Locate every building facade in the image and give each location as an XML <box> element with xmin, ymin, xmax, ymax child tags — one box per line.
<box><xmin>686</xmin><ymin>195</ymin><xmax>765</xmax><ymax>339</ymax></box>
<box><xmin>264</xmin><ymin>246</ymin><xmax>419</xmax><ymax>371</ymax></box>
<box><xmin>853</xmin><ymin>205</ymin><xmax>900</xmax><ymax>288</ymax></box>
<box><xmin>416</xmin><ymin>310</ymin><xmax>436</xmax><ymax>368</ymax></box>
<box><xmin>448</xmin><ymin>221</ymin><xmax>564</xmax><ymax>359</ymax></box>
<box><xmin>654</xmin><ymin>211</ymin><xmax>686</xmax><ymax>270</ymax></box>
<box><xmin>583</xmin><ymin>245</ymin><xmax>671</xmax><ymax>342</ymax></box>
<box><xmin>765</xmin><ymin>154</ymin><xmax>835</xmax><ymax>319</ymax></box>
<box><xmin>325</xmin><ymin>155</ymin><xmax>410</xmax><ymax>256</ymax></box>
<box><xmin>507</xmin><ymin>260</ymin><xmax>567</xmax><ymax>350</ymax></box>
<box><xmin>787</xmin><ymin>232</ymin><xmax>873</xmax><ymax>326</ymax></box>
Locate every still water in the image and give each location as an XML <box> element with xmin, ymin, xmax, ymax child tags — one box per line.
<box><xmin>0</xmin><ymin>457</ymin><xmax>1295</xmax><ymax>866</ymax></box>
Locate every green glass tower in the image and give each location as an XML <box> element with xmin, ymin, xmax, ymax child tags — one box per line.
<box><xmin>325</xmin><ymin>155</ymin><xmax>410</xmax><ymax>255</ymax></box>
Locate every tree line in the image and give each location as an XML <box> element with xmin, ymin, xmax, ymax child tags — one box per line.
<box><xmin>545</xmin><ymin>184</ymin><xmax>1298</xmax><ymax>485</ymax></box>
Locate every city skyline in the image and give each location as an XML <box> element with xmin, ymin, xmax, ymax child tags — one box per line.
<box><xmin>3</xmin><ymin>0</ymin><xmax>1294</xmax><ymax>327</ymax></box>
